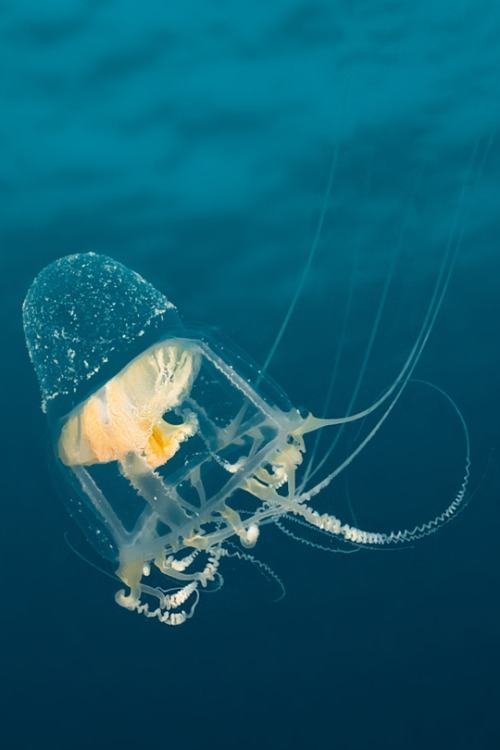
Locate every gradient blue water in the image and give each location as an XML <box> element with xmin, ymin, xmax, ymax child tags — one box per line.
<box><xmin>2</xmin><ymin>2</ymin><xmax>499</xmax><ymax>748</ymax></box>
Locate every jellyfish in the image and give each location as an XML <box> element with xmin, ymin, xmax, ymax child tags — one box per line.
<box><xmin>22</xmin><ymin>252</ymin><xmax>469</xmax><ymax>626</ymax></box>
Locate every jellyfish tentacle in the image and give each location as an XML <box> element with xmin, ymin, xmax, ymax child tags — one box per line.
<box><xmin>116</xmin><ymin>546</ymin><xmax>225</xmax><ymax>625</ymax></box>
<box><xmin>302</xmin><ymin>142</ymin><xmax>482</xmax><ymax>491</ymax></box>
<box><xmin>165</xmin><ymin>549</ymin><xmax>201</xmax><ymax>572</ymax></box>
<box><xmin>274</xmin><ymin>516</ymin><xmax>361</xmax><ymax>555</ymax></box>
<box><xmin>314</xmin><ymin>167</ymin><xmax>428</xmax><ymax>475</ymax></box>
<box><xmin>116</xmin><ymin>581</ymin><xmax>200</xmax><ymax>626</ymax></box>
<box><xmin>223</xmin><ymin>543</ymin><xmax>286</xmax><ymax>602</ymax></box>
<box><xmin>238</xmin><ymin>380</ymin><xmax>469</xmax><ymax>548</ymax></box>
<box><xmin>260</xmin><ymin>147</ymin><xmax>339</xmax><ymax>379</ymax></box>
<box><xmin>295</xmin><ymin>380</ymin><xmax>471</xmax><ymax>546</ymax></box>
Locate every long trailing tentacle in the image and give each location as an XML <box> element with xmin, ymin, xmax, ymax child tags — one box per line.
<box><xmin>297</xmin><ymin>135</ymin><xmax>487</xmax><ymax>501</ymax></box>
<box><xmin>259</xmin><ymin>146</ymin><xmax>339</xmax><ymax>379</ymax></box>
<box><xmin>293</xmin><ymin>380</ymin><xmax>471</xmax><ymax>546</ymax></box>
<box><xmin>223</xmin><ymin>542</ymin><xmax>286</xmax><ymax>602</ymax></box>
<box><xmin>300</xmin><ymin>167</ymin><xmax>425</xmax><ymax>489</ymax></box>
<box><xmin>274</xmin><ymin>515</ymin><xmax>362</xmax><ymax>555</ymax></box>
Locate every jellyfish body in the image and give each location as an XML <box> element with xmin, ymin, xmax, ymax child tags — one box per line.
<box><xmin>23</xmin><ymin>253</ymin><xmax>469</xmax><ymax>625</ymax></box>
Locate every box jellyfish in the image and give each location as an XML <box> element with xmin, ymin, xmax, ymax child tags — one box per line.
<box><xmin>22</xmin><ymin>253</ymin><xmax>469</xmax><ymax>626</ymax></box>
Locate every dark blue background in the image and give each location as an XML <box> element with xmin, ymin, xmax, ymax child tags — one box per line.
<box><xmin>2</xmin><ymin>2</ymin><xmax>499</xmax><ymax>749</ymax></box>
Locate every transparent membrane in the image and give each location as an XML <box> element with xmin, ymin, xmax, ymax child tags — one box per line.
<box><xmin>23</xmin><ymin>252</ymin><xmax>470</xmax><ymax>626</ymax></box>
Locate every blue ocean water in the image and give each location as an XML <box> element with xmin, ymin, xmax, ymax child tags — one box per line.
<box><xmin>2</xmin><ymin>1</ymin><xmax>499</xmax><ymax>748</ymax></box>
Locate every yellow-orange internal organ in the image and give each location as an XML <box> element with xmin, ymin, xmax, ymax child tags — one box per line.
<box><xmin>58</xmin><ymin>340</ymin><xmax>200</xmax><ymax>468</ymax></box>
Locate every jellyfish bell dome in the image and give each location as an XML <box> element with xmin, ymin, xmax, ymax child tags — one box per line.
<box><xmin>22</xmin><ymin>252</ymin><xmax>182</xmax><ymax>421</ymax></box>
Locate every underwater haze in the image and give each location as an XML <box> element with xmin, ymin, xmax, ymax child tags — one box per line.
<box><xmin>2</xmin><ymin>1</ymin><xmax>499</xmax><ymax>749</ymax></box>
